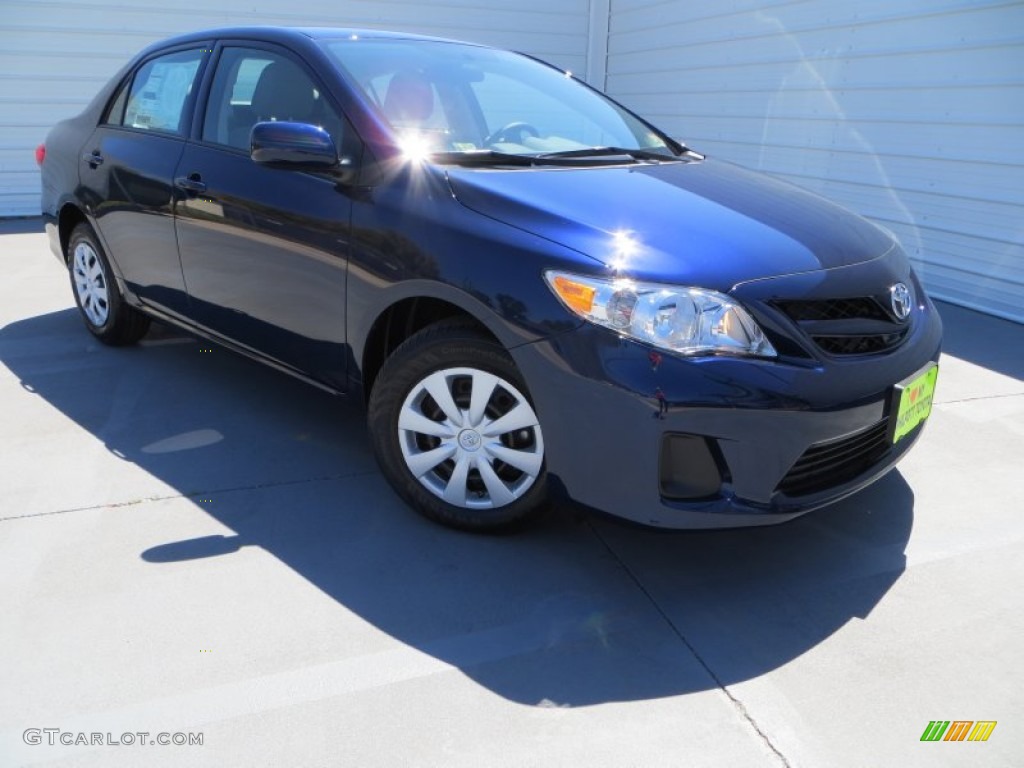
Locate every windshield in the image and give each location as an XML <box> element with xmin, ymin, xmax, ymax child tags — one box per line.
<box><xmin>321</xmin><ymin>38</ymin><xmax>677</xmax><ymax>159</ymax></box>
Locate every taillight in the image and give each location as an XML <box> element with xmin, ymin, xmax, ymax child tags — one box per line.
<box><xmin>35</xmin><ymin>143</ymin><xmax>46</xmax><ymax>166</ymax></box>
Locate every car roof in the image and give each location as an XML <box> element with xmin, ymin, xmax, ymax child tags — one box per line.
<box><xmin>149</xmin><ymin>26</ymin><xmax>481</xmax><ymax>50</ymax></box>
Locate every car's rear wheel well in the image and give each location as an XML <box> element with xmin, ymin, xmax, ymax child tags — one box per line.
<box><xmin>361</xmin><ymin>298</ymin><xmax>496</xmax><ymax>402</ymax></box>
<box><xmin>58</xmin><ymin>204</ymin><xmax>88</xmax><ymax>263</ymax></box>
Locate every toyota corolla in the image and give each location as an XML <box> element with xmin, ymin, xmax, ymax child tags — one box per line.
<box><xmin>38</xmin><ymin>27</ymin><xmax>941</xmax><ymax>531</ymax></box>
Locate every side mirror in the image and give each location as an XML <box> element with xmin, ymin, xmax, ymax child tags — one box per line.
<box><xmin>251</xmin><ymin>121</ymin><xmax>346</xmax><ymax>173</ymax></box>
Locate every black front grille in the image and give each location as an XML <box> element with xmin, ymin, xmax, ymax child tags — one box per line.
<box><xmin>776</xmin><ymin>297</ymin><xmax>890</xmax><ymax>323</ymax></box>
<box><xmin>814</xmin><ymin>331</ymin><xmax>908</xmax><ymax>355</ymax></box>
<box><xmin>773</xmin><ymin>296</ymin><xmax>908</xmax><ymax>357</ymax></box>
<box><xmin>777</xmin><ymin>418</ymin><xmax>891</xmax><ymax>497</ymax></box>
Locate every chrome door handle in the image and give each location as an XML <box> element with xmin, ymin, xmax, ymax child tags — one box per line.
<box><xmin>174</xmin><ymin>175</ymin><xmax>207</xmax><ymax>194</ymax></box>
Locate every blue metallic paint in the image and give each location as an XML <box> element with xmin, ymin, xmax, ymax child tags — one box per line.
<box><xmin>39</xmin><ymin>26</ymin><xmax>943</xmax><ymax>528</ymax></box>
<box><xmin>447</xmin><ymin>159</ymin><xmax>897</xmax><ymax>290</ymax></box>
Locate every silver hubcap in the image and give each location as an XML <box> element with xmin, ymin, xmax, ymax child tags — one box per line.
<box><xmin>72</xmin><ymin>242</ymin><xmax>109</xmax><ymax>327</ymax></box>
<box><xmin>398</xmin><ymin>367</ymin><xmax>544</xmax><ymax>509</ymax></box>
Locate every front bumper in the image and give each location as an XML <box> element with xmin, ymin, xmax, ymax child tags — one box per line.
<box><xmin>510</xmin><ymin>295</ymin><xmax>942</xmax><ymax>529</ymax></box>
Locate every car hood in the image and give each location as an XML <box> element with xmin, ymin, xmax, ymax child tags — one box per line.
<box><xmin>446</xmin><ymin>158</ymin><xmax>896</xmax><ymax>292</ymax></box>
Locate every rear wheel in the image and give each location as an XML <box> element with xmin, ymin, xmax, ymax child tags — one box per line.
<box><xmin>368</xmin><ymin>321</ymin><xmax>547</xmax><ymax>531</ymax></box>
<box><xmin>68</xmin><ymin>223</ymin><xmax>150</xmax><ymax>345</ymax></box>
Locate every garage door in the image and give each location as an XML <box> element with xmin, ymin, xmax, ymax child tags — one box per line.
<box><xmin>605</xmin><ymin>0</ymin><xmax>1024</xmax><ymax>322</ymax></box>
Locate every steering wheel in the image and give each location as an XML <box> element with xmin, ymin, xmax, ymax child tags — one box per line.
<box><xmin>484</xmin><ymin>121</ymin><xmax>540</xmax><ymax>146</ymax></box>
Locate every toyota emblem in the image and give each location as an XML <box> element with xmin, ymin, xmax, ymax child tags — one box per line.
<box><xmin>890</xmin><ymin>283</ymin><xmax>912</xmax><ymax>321</ymax></box>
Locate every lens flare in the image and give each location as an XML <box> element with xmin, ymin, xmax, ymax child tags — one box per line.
<box><xmin>398</xmin><ymin>132</ymin><xmax>433</xmax><ymax>163</ymax></box>
<box><xmin>609</xmin><ymin>229</ymin><xmax>639</xmax><ymax>271</ymax></box>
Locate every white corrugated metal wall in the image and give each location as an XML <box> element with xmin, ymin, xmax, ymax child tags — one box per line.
<box><xmin>605</xmin><ymin>0</ymin><xmax>1024</xmax><ymax>322</ymax></box>
<box><xmin>2</xmin><ymin>0</ymin><xmax>1022</xmax><ymax>322</ymax></box>
<box><xmin>0</xmin><ymin>0</ymin><xmax>591</xmax><ymax>217</ymax></box>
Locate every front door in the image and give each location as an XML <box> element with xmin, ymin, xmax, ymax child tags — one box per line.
<box><xmin>174</xmin><ymin>44</ymin><xmax>353</xmax><ymax>388</ymax></box>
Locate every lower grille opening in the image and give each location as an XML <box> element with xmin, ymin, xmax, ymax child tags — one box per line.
<box><xmin>776</xmin><ymin>418</ymin><xmax>891</xmax><ymax>497</ymax></box>
<box><xmin>659</xmin><ymin>434</ymin><xmax>726</xmax><ymax>500</ymax></box>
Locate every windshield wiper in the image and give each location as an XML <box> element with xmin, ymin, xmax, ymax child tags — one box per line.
<box><xmin>429</xmin><ymin>150</ymin><xmax>538</xmax><ymax>167</ymax></box>
<box><xmin>430</xmin><ymin>146</ymin><xmax>690</xmax><ymax>168</ymax></box>
<box><xmin>535</xmin><ymin>146</ymin><xmax>684</xmax><ymax>162</ymax></box>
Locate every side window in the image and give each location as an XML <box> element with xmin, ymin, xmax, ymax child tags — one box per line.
<box><xmin>102</xmin><ymin>81</ymin><xmax>129</xmax><ymax>125</ymax></box>
<box><xmin>120</xmin><ymin>49</ymin><xmax>205</xmax><ymax>135</ymax></box>
<box><xmin>202</xmin><ymin>48</ymin><xmax>346</xmax><ymax>152</ymax></box>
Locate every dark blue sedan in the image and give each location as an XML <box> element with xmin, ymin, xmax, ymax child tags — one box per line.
<box><xmin>38</xmin><ymin>27</ymin><xmax>941</xmax><ymax>530</ymax></box>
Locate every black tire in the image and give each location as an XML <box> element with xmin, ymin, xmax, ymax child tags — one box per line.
<box><xmin>67</xmin><ymin>223</ymin><xmax>150</xmax><ymax>345</ymax></box>
<box><xmin>368</xmin><ymin>320</ymin><xmax>548</xmax><ymax>532</ymax></box>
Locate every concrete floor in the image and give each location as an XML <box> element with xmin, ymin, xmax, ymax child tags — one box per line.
<box><xmin>1</xmin><ymin>219</ymin><xmax>1021</xmax><ymax>767</ymax></box>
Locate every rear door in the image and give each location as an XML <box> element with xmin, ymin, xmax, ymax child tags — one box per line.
<box><xmin>78</xmin><ymin>46</ymin><xmax>209</xmax><ymax>317</ymax></box>
<box><xmin>173</xmin><ymin>43</ymin><xmax>353</xmax><ymax>388</ymax></box>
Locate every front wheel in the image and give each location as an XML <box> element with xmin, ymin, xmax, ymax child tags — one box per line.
<box><xmin>368</xmin><ymin>321</ymin><xmax>547</xmax><ymax>531</ymax></box>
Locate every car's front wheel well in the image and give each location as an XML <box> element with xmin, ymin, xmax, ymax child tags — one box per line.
<box><xmin>361</xmin><ymin>298</ymin><xmax>496</xmax><ymax>402</ymax></box>
<box><xmin>58</xmin><ymin>204</ymin><xmax>88</xmax><ymax>264</ymax></box>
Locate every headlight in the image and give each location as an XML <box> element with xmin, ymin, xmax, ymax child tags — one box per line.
<box><xmin>544</xmin><ymin>271</ymin><xmax>777</xmax><ymax>358</ymax></box>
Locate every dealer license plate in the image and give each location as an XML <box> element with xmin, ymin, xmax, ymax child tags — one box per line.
<box><xmin>889</xmin><ymin>363</ymin><xmax>939</xmax><ymax>444</ymax></box>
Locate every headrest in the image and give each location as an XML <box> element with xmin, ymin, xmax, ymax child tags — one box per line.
<box><xmin>382</xmin><ymin>70</ymin><xmax>434</xmax><ymax>123</ymax></box>
<box><xmin>251</xmin><ymin>60</ymin><xmax>317</xmax><ymax>122</ymax></box>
